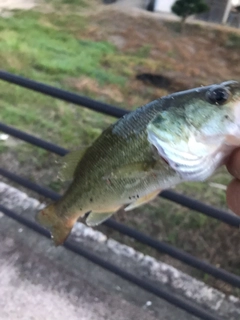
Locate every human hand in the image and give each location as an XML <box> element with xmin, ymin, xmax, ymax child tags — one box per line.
<box><xmin>226</xmin><ymin>148</ymin><xmax>240</xmax><ymax>216</ymax></box>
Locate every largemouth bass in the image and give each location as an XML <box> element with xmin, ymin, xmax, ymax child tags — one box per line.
<box><xmin>37</xmin><ymin>81</ymin><xmax>240</xmax><ymax>245</ymax></box>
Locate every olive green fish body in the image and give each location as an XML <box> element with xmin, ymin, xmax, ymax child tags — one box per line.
<box><xmin>37</xmin><ymin>81</ymin><xmax>240</xmax><ymax>245</ymax></box>
<box><xmin>56</xmin><ymin>101</ymin><xmax>181</xmax><ymax>218</ymax></box>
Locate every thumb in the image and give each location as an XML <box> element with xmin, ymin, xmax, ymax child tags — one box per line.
<box><xmin>226</xmin><ymin>178</ymin><xmax>240</xmax><ymax>216</ymax></box>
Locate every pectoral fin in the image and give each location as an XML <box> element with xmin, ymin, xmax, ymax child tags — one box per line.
<box><xmin>125</xmin><ymin>189</ymin><xmax>161</xmax><ymax>211</ymax></box>
<box><xmin>86</xmin><ymin>212</ymin><xmax>114</xmax><ymax>226</ymax></box>
<box><xmin>59</xmin><ymin>147</ymin><xmax>88</xmax><ymax>181</ymax></box>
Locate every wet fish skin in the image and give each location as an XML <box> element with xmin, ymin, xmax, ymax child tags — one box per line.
<box><xmin>36</xmin><ymin>81</ymin><xmax>240</xmax><ymax>245</ymax></box>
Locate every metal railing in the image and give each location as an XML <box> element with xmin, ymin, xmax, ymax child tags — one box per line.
<box><xmin>0</xmin><ymin>70</ymin><xmax>239</xmax><ymax>320</ymax></box>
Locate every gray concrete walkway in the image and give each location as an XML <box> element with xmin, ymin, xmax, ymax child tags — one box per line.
<box><xmin>0</xmin><ymin>233</ymin><xmax>159</xmax><ymax>320</ymax></box>
<box><xmin>0</xmin><ymin>182</ymin><xmax>199</xmax><ymax>320</ymax></box>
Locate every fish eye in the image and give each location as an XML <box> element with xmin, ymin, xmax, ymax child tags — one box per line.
<box><xmin>206</xmin><ymin>87</ymin><xmax>230</xmax><ymax>105</ymax></box>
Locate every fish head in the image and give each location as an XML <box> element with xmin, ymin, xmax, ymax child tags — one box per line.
<box><xmin>147</xmin><ymin>81</ymin><xmax>240</xmax><ymax>181</ymax></box>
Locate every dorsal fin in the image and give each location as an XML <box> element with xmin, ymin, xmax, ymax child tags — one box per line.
<box><xmin>58</xmin><ymin>147</ymin><xmax>87</xmax><ymax>181</ymax></box>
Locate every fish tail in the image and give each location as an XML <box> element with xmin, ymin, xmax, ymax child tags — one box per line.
<box><xmin>36</xmin><ymin>203</ymin><xmax>76</xmax><ymax>246</ymax></box>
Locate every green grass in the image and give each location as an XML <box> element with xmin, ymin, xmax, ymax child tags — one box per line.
<box><xmin>0</xmin><ymin>143</ymin><xmax>8</xmax><ymax>154</ymax></box>
<box><xmin>225</xmin><ymin>32</ymin><xmax>240</xmax><ymax>48</ymax></box>
<box><xmin>0</xmin><ymin>9</ymin><xmax>162</xmax><ymax>149</ymax></box>
<box><xmin>0</xmin><ymin>10</ymin><xmax>127</xmax><ymax>150</ymax></box>
<box><xmin>49</xmin><ymin>0</ymin><xmax>88</xmax><ymax>5</ymax></box>
<box><xmin>134</xmin><ymin>44</ymin><xmax>152</xmax><ymax>58</ymax></box>
<box><xmin>0</xmin><ymin>81</ymin><xmax>113</xmax><ymax>148</ymax></box>
<box><xmin>0</xmin><ymin>11</ymin><xmax>125</xmax><ymax>85</ymax></box>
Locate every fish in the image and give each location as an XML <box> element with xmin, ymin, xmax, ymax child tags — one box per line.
<box><xmin>36</xmin><ymin>80</ymin><xmax>240</xmax><ymax>246</ymax></box>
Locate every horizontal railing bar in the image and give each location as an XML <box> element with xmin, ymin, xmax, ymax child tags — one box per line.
<box><xmin>0</xmin><ymin>122</ymin><xmax>68</xmax><ymax>156</ymax></box>
<box><xmin>0</xmin><ymin>71</ymin><xmax>126</xmax><ymax>118</ymax></box>
<box><xmin>160</xmin><ymin>190</ymin><xmax>240</xmax><ymax>228</ymax></box>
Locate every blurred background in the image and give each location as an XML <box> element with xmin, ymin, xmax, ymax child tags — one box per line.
<box><xmin>0</xmin><ymin>0</ymin><xmax>240</xmax><ymax>298</ymax></box>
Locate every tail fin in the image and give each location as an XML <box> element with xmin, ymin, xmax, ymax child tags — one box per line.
<box><xmin>36</xmin><ymin>203</ymin><xmax>76</xmax><ymax>246</ymax></box>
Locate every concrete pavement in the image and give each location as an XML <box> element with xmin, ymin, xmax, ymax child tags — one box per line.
<box><xmin>0</xmin><ymin>182</ymin><xmax>199</xmax><ymax>320</ymax></box>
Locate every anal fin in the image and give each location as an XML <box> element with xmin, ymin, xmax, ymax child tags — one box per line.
<box><xmin>86</xmin><ymin>212</ymin><xmax>114</xmax><ymax>226</ymax></box>
<box><xmin>125</xmin><ymin>189</ymin><xmax>161</xmax><ymax>211</ymax></box>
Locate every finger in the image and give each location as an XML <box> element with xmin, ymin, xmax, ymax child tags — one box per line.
<box><xmin>226</xmin><ymin>148</ymin><xmax>240</xmax><ymax>180</ymax></box>
<box><xmin>226</xmin><ymin>178</ymin><xmax>240</xmax><ymax>216</ymax></box>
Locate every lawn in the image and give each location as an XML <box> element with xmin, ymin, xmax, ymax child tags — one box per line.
<box><xmin>1</xmin><ymin>0</ymin><xmax>240</xmax><ymax>295</ymax></box>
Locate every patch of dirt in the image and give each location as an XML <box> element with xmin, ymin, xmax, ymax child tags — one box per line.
<box><xmin>81</xmin><ymin>8</ymin><xmax>240</xmax><ymax>88</ymax></box>
<box><xmin>136</xmin><ymin>73</ymin><xmax>191</xmax><ymax>91</ymax></box>
<box><xmin>66</xmin><ymin>77</ymin><xmax>124</xmax><ymax>103</ymax></box>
